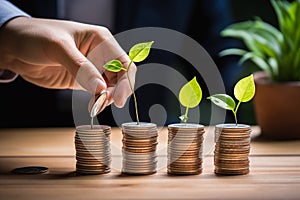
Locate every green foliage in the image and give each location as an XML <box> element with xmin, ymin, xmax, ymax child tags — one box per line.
<box><xmin>220</xmin><ymin>0</ymin><xmax>300</xmax><ymax>82</ymax></box>
<box><xmin>234</xmin><ymin>74</ymin><xmax>256</xmax><ymax>102</ymax></box>
<box><xmin>207</xmin><ymin>74</ymin><xmax>256</xmax><ymax>125</ymax></box>
<box><xmin>103</xmin><ymin>41</ymin><xmax>154</xmax><ymax>124</ymax></box>
<box><xmin>207</xmin><ymin>94</ymin><xmax>236</xmax><ymax>111</ymax></box>
<box><xmin>104</xmin><ymin>41</ymin><xmax>154</xmax><ymax>73</ymax></box>
<box><xmin>103</xmin><ymin>60</ymin><xmax>125</xmax><ymax>72</ymax></box>
<box><xmin>179</xmin><ymin>77</ymin><xmax>202</xmax><ymax>108</ymax></box>
<box><xmin>129</xmin><ymin>41</ymin><xmax>154</xmax><ymax>62</ymax></box>
<box><xmin>178</xmin><ymin>77</ymin><xmax>202</xmax><ymax>123</ymax></box>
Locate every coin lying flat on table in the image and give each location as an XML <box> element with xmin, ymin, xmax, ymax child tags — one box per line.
<box><xmin>11</xmin><ymin>166</ymin><xmax>48</xmax><ymax>174</ymax></box>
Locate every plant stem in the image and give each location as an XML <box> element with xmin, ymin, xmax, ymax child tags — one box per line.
<box><xmin>126</xmin><ymin>60</ymin><xmax>139</xmax><ymax>125</ymax></box>
<box><xmin>184</xmin><ymin>107</ymin><xmax>189</xmax><ymax>123</ymax></box>
<box><xmin>233</xmin><ymin>101</ymin><xmax>242</xmax><ymax>126</ymax></box>
<box><xmin>233</xmin><ymin>111</ymin><xmax>238</xmax><ymax>126</ymax></box>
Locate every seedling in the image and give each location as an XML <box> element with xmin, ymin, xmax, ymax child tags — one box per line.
<box><xmin>178</xmin><ymin>77</ymin><xmax>202</xmax><ymax>123</ymax></box>
<box><xmin>103</xmin><ymin>41</ymin><xmax>154</xmax><ymax>125</ymax></box>
<box><xmin>207</xmin><ymin>74</ymin><xmax>256</xmax><ymax>125</ymax></box>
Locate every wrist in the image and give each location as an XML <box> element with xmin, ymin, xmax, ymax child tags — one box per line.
<box><xmin>0</xmin><ymin>16</ymin><xmax>31</xmax><ymax>70</ymax></box>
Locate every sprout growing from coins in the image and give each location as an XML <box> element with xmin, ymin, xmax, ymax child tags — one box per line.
<box><xmin>178</xmin><ymin>77</ymin><xmax>202</xmax><ymax>123</ymax></box>
<box><xmin>207</xmin><ymin>74</ymin><xmax>255</xmax><ymax>125</ymax></box>
<box><xmin>104</xmin><ymin>41</ymin><xmax>154</xmax><ymax>125</ymax></box>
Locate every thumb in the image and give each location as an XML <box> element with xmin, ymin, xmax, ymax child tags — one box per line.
<box><xmin>75</xmin><ymin>60</ymin><xmax>107</xmax><ymax>95</ymax></box>
<box><xmin>53</xmin><ymin>40</ymin><xmax>107</xmax><ymax>95</ymax></box>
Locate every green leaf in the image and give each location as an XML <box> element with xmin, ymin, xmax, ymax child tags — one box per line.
<box><xmin>221</xmin><ymin>29</ymin><xmax>264</xmax><ymax>58</ymax></box>
<box><xmin>103</xmin><ymin>60</ymin><xmax>125</xmax><ymax>72</ymax></box>
<box><xmin>129</xmin><ymin>41</ymin><xmax>154</xmax><ymax>62</ymax></box>
<box><xmin>207</xmin><ymin>94</ymin><xmax>236</xmax><ymax>111</ymax></box>
<box><xmin>250</xmin><ymin>34</ymin><xmax>279</xmax><ymax>58</ymax></box>
<box><xmin>219</xmin><ymin>48</ymin><xmax>248</xmax><ymax>57</ymax></box>
<box><xmin>179</xmin><ymin>77</ymin><xmax>202</xmax><ymax>108</ymax></box>
<box><xmin>254</xmin><ymin>17</ymin><xmax>283</xmax><ymax>43</ymax></box>
<box><xmin>219</xmin><ymin>0</ymin><xmax>300</xmax><ymax>82</ymax></box>
<box><xmin>268</xmin><ymin>57</ymin><xmax>279</xmax><ymax>76</ymax></box>
<box><xmin>220</xmin><ymin>19</ymin><xmax>284</xmax><ymax>60</ymax></box>
<box><xmin>239</xmin><ymin>53</ymin><xmax>273</xmax><ymax>79</ymax></box>
<box><xmin>238</xmin><ymin>52</ymin><xmax>258</xmax><ymax>65</ymax></box>
<box><xmin>234</xmin><ymin>74</ymin><xmax>256</xmax><ymax>103</ymax></box>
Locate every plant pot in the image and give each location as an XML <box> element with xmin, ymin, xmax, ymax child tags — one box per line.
<box><xmin>121</xmin><ymin>122</ymin><xmax>158</xmax><ymax>175</ymax></box>
<box><xmin>253</xmin><ymin>72</ymin><xmax>300</xmax><ymax>140</ymax></box>
<box><xmin>167</xmin><ymin>123</ymin><xmax>205</xmax><ymax>175</ymax></box>
<box><xmin>214</xmin><ymin>123</ymin><xmax>251</xmax><ymax>175</ymax></box>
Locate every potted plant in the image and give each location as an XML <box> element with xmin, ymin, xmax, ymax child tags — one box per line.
<box><xmin>104</xmin><ymin>41</ymin><xmax>159</xmax><ymax>175</ymax></box>
<box><xmin>219</xmin><ymin>0</ymin><xmax>300</xmax><ymax>140</ymax></box>
<box><xmin>167</xmin><ymin>77</ymin><xmax>205</xmax><ymax>175</ymax></box>
<box><xmin>207</xmin><ymin>74</ymin><xmax>255</xmax><ymax>175</ymax></box>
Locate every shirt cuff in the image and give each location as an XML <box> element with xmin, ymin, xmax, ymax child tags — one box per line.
<box><xmin>0</xmin><ymin>69</ymin><xmax>18</xmax><ymax>83</ymax></box>
<box><xmin>0</xmin><ymin>0</ymin><xmax>31</xmax><ymax>29</ymax></box>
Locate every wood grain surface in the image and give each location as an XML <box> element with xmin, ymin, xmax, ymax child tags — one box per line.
<box><xmin>0</xmin><ymin>126</ymin><xmax>299</xmax><ymax>200</ymax></box>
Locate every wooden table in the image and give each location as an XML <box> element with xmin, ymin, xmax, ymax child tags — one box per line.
<box><xmin>0</xmin><ymin>126</ymin><xmax>299</xmax><ymax>200</ymax></box>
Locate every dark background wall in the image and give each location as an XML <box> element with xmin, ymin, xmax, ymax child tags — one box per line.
<box><xmin>0</xmin><ymin>0</ymin><xmax>277</xmax><ymax>128</ymax></box>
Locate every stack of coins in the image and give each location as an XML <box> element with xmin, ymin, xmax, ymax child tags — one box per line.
<box><xmin>167</xmin><ymin>123</ymin><xmax>205</xmax><ymax>175</ymax></box>
<box><xmin>122</xmin><ymin>122</ymin><xmax>158</xmax><ymax>175</ymax></box>
<box><xmin>214</xmin><ymin>124</ymin><xmax>251</xmax><ymax>175</ymax></box>
<box><xmin>75</xmin><ymin>125</ymin><xmax>111</xmax><ymax>175</ymax></box>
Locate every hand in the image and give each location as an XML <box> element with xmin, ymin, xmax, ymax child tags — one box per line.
<box><xmin>0</xmin><ymin>17</ymin><xmax>136</xmax><ymax>108</ymax></box>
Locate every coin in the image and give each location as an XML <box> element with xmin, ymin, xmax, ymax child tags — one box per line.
<box><xmin>121</xmin><ymin>122</ymin><xmax>158</xmax><ymax>175</ymax></box>
<box><xmin>11</xmin><ymin>166</ymin><xmax>48</xmax><ymax>174</ymax></box>
<box><xmin>74</xmin><ymin>125</ymin><xmax>111</xmax><ymax>175</ymax></box>
<box><xmin>215</xmin><ymin>168</ymin><xmax>249</xmax><ymax>175</ymax></box>
<box><xmin>167</xmin><ymin>123</ymin><xmax>205</xmax><ymax>175</ymax></box>
<box><xmin>90</xmin><ymin>90</ymin><xmax>107</xmax><ymax>118</ymax></box>
<box><xmin>214</xmin><ymin>124</ymin><xmax>251</xmax><ymax>175</ymax></box>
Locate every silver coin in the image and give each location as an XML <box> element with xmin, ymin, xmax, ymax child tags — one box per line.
<box><xmin>12</xmin><ymin>166</ymin><xmax>48</xmax><ymax>174</ymax></box>
<box><xmin>168</xmin><ymin>123</ymin><xmax>204</xmax><ymax>129</ymax></box>
<box><xmin>122</xmin><ymin>122</ymin><xmax>157</xmax><ymax>128</ymax></box>
<box><xmin>90</xmin><ymin>90</ymin><xmax>107</xmax><ymax>118</ymax></box>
